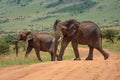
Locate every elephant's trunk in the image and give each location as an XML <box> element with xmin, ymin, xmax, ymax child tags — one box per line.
<box><xmin>55</xmin><ymin>39</ymin><xmax>59</xmax><ymax>58</ymax></box>
<box><xmin>54</xmin><ymin>34</ymin><xmax>61</xmax><ymax>57</ymax></box>
<box><xmin>14</xmin><ymin>35</ymin><xmax>21</xmax><ymax>57</ymax></box>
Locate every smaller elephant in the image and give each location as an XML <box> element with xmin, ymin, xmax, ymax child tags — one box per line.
<box><xmin>15</xmin><ymin>31</ymin><xmax>58</xmax><ymax>61</ymax></box>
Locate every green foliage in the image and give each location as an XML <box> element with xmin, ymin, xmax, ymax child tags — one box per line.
<box><xmin>0</xmin><ymin>39</ymin><xmax>10</xmax><ymax>55</ymax></box>
<box><xmin>58</xmin><ymin>0</ymin><xmax>63</xmax><ymax>3</ymax></box>
<box><xmin>20</xmin><ymin>0</ymin><xmax>32</xmax><ymax>7</ymax></box>
<box><xmin>102</xmin><ymin>29</ymin><xmax>118</xmax><ymax>38</ymax></box>
<box><xmin>3</xmin><ymin>35</ymin><xmax>15</xmax><ymax>44</ymax></box>
<box><xmin>102</xmin><ymin>39</ymin><xmax>120</xmax><ymax>51</ymax></box>
<box><xmin>46</xmin><ymin>1</ymin><xmax>61</xmax><ymax>8</ymax></box>
<box><xmin>12</xmin><ymin>0</ymin><xmax>32</xmax><ymax>6</ymax></box>
<box><xmin>102</xmin><ymin>29</ymin><xmax>119</xmax><ymax>43</ymax></box>
<box><xmin>0</xmin><ymin>18</ymin><xmax>9</xmax><ymax>24</ymax></box>
<box><xmin>50</xmin><ymin>0</ymin><xmax>96</xmax><ymax>13</ymax></box>
<box><xmin>117</xmin><ymin>34</ymin><xmax>120</xmax><ymax>41</ymax></box>
<box><xmin>0</xmin><ymin>35</ymin><xmax>15</xmax><ymax>55</ymax></box>
<box><xmin>0</xmin><ymin>0</ymin><xmax>120</xmax><ymax>33</ymax></box>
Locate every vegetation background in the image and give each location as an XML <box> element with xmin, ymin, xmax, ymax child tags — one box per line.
<box><xmin>0</xmin><ymin>0</ymin><xmax>120</xmax><ymax>32</ymax></box>
<box><xmin>0</xmin><ymin>0</ymin><xmax>120</xmax><ymax>67</ymax></box>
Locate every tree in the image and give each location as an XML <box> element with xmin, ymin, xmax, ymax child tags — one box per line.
<box><xmin>102</xmin><ymin>29</ymin><xmax>119</xmax><ymax>43</ymax></box>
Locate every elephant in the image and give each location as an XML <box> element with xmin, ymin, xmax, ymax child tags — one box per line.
<box><xmin>15</xmin><ymin>31</ymin><xmax>58</xmax><ymax>61</ymax></box>
<box><xmin>53</xmin><ymin>19</ymin><xmax>109</xmax><ymax>61</ymax></box>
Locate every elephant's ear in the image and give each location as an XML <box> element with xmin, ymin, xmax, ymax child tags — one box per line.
<box><xmin>53</xmin><ymin>19</ymin><xmax>61</xmax><ymax>30</ymax></box>
<box><xmin>26</xmin><ymin>32</ymin><xmax>33</xmax><ymax>41</ymax></box>
<box><xmin>67</xmin><ymin>23</ymin><xmax>79</xmax><ymax>36</ymax></box>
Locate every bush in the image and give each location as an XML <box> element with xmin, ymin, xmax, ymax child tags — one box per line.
<box><xmin>0</xmin><ymin>39</ymin><xmax>10</xmax><ymax>55</ymax></box>
<box><xmin>117</xmin><ymin>34</ymin><xmax>120</xmax><ymax>41</ymax></box>
<box><xmin>102</xmin><ymin>29</ymin><xmax>119</xmax><ymax>43</ymax></box>
<box><xmin>3</xmin><ymin>35</ymin><xmax>15</xmax><ymax>44</ymax></box>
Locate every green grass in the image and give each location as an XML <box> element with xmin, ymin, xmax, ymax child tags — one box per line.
<box><xmin>0</xmin><ymin>47</ymin><xmax>73</xmax><ymax>67</ymax></box>
<box><xmin>102</xmin><ymin>40</ymin><xmax>120</xmax><ymax>51</ymax></box>
<box><xmin>0</xmin><ymin>51</ymin><xmax>39</xmax><ymax>67</ymax></box>
<box><xmin>0</xmin><ymin>39</ymin><xmax>120</xmax><ymax>67</ymax></box>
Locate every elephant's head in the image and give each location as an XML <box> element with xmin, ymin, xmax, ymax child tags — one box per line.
<box><xmin>53</xmin><ymin>19</ymin><xmax>80</xmax><ymax>40</ymax></box>
<box><xmin>53</xmin><ymin>19</ymin><xmax>80</xmax><ymax>58</ymax></box>
<box><xmin>15</xmin><ymin>31</ymin><xmax>33</xmax><ymax>56</ymax></box>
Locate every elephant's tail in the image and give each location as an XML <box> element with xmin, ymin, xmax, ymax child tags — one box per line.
<box><xmin>96</xmin><ymin>24</ymin><xmax>103</xmax><ymax>49</ymax></box>
<box><xmin>100</xmin><ymin>33</ymin><xmax>103</xmax><ymax>49</ymax></box>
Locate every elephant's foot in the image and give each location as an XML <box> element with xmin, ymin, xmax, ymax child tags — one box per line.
<box><xmin>51</xmin><ymin>58</ymin><xmax>55</xmax><ymax>61</ymax></box>
<box><xmin>25</xmin><ymin>54</ymin><xmax>28</xmax><ymax>58</ymax></box>
<box><xmin>57</xmin><ymin>57</ymin><xmax>63</xmax><ymax>61</ymax></box>
<box><xmin>74</xmin><ymin>57</ymin><xmax>81</xmax><ymax>61</ymax></box>
<box><xmin>51</xmin><ymin>60</ymin><xmax>55</xmax><ymax>61</ymax></box>
<box><xmin>38</xmin><ymin>59</ymin><xmax>42</xmax><ymax>62</ymax></box>
<box><xmin>85</xmin><ymin>57</ymin><xmax>93</xmax><ymax>60</ymax></box>
<box><xmin>104</xmin><ymin>53</ymin><xmax>109</xmax><ymax>60</ymax></box>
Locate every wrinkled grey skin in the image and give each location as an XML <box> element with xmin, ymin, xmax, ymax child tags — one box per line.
<box><xmin>15</xmin><ymin>31</ymin><xmax>57</xmax><ymax>61</ymax></box>
<box><xmin>54</xmin><ymin>19</ymin><xmax>109</xmax><ymax>61</ymax></box>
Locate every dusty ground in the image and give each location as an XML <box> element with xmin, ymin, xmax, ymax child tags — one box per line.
<box><xmin>0</xmin><ymin>48</ymin><xmax>120</xmax><ymax>80</ymax></box>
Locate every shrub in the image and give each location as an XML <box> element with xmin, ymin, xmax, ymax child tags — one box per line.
<box><xmin>102</xmin><ymin>29</ymin><xmax>119</xmax><ymax>43</ymax></box>
<box><xmin>3</xmin><ymin>35</ymin><xmax>15</xmax><ymax>44</ymax></box>
<box><xmin>117</xmin><ymin>34</ymin><xmax>120</xmax><ymax>41</ymax></box>
<box><xmin>0</xmin><ymin>39</ymin><xmax>10</xmax><ymax>55</ymax></box>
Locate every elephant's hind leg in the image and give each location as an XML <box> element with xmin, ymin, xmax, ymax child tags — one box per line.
<box><xmin>96</xmin><ymin>47</ymin><xmax>109</xmax><ymax>60</ymax></box>
<box><xmin>85</xmin><ymin>45</ymin><xmax>94</xmax><ymax>60</ymax></box>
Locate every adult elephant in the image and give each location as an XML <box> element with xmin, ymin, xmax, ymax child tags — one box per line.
<box><xmin>54</xmin><ymin>19</ymin><xmax>109</xmax><ymax>61</ymax></box>
<box><xmin>15</xmin><ymin>31</ymin><xmax>57</xmax><ymax>61</ymax></box>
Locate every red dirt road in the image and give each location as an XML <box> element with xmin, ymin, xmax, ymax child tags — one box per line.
<box><xmin>0</xmin><ymin>48</ymin><xmax>120</xmax><ymax>80</ymax></box>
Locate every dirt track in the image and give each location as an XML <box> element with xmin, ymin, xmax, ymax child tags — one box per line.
<box><xmin>0</xmin><ymin>48</ymin><xmax>120</xmax><ymax>80</ymax></box>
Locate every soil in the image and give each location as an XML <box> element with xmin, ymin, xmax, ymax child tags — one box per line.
<box><xmin>0</xmin><ymin>48</ymin><xmax>120</xmax><ymax>80</ymax></box>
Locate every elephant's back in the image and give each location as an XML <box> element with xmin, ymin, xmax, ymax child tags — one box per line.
<box><xmin>79</xmin><ymin>21</ymin><xmax>101</xmax><ymax>33</ymax></box>
<box><xmin>78</xmin><ymin>21</ymin><xmax>101</xmax><ymax>44</ymax></box>
<box><xmin>80</xmin><ymin>21</ymin><xmax>98</xmax><ymax>28</ymax></box>
<box><xmin>36</xmin><ymin>33</ymin><xmax>54</xmax><ymax>43</ymax></box>
<box><xmin>34</xmin><ymin>33</ymin><xmax>55</xmax><ymax>52</ymax></box>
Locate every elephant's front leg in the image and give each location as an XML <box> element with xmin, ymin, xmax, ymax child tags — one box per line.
<box><xmin>34</xmin><ymin>48</ymin><xmax>42</xmax><ymax>61</ymax></box>
<box><xmin>50</xmin><ymin>52</ymin><xmax>56</xmax><ymax>61</ymax></box>
<box><xmin>25</xmin><ymin>45</ymin><xmax>33</xmax><ymax>58</ymax></box>
<box><xmin>71</xmin><ymin>41</ymin><xmax>80</xmax><ymax>60</ymax></box>
<box><xmin>57</xmin><ymin>37</ymin><xmax>70</xmax><ymax>61</ymax></box>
